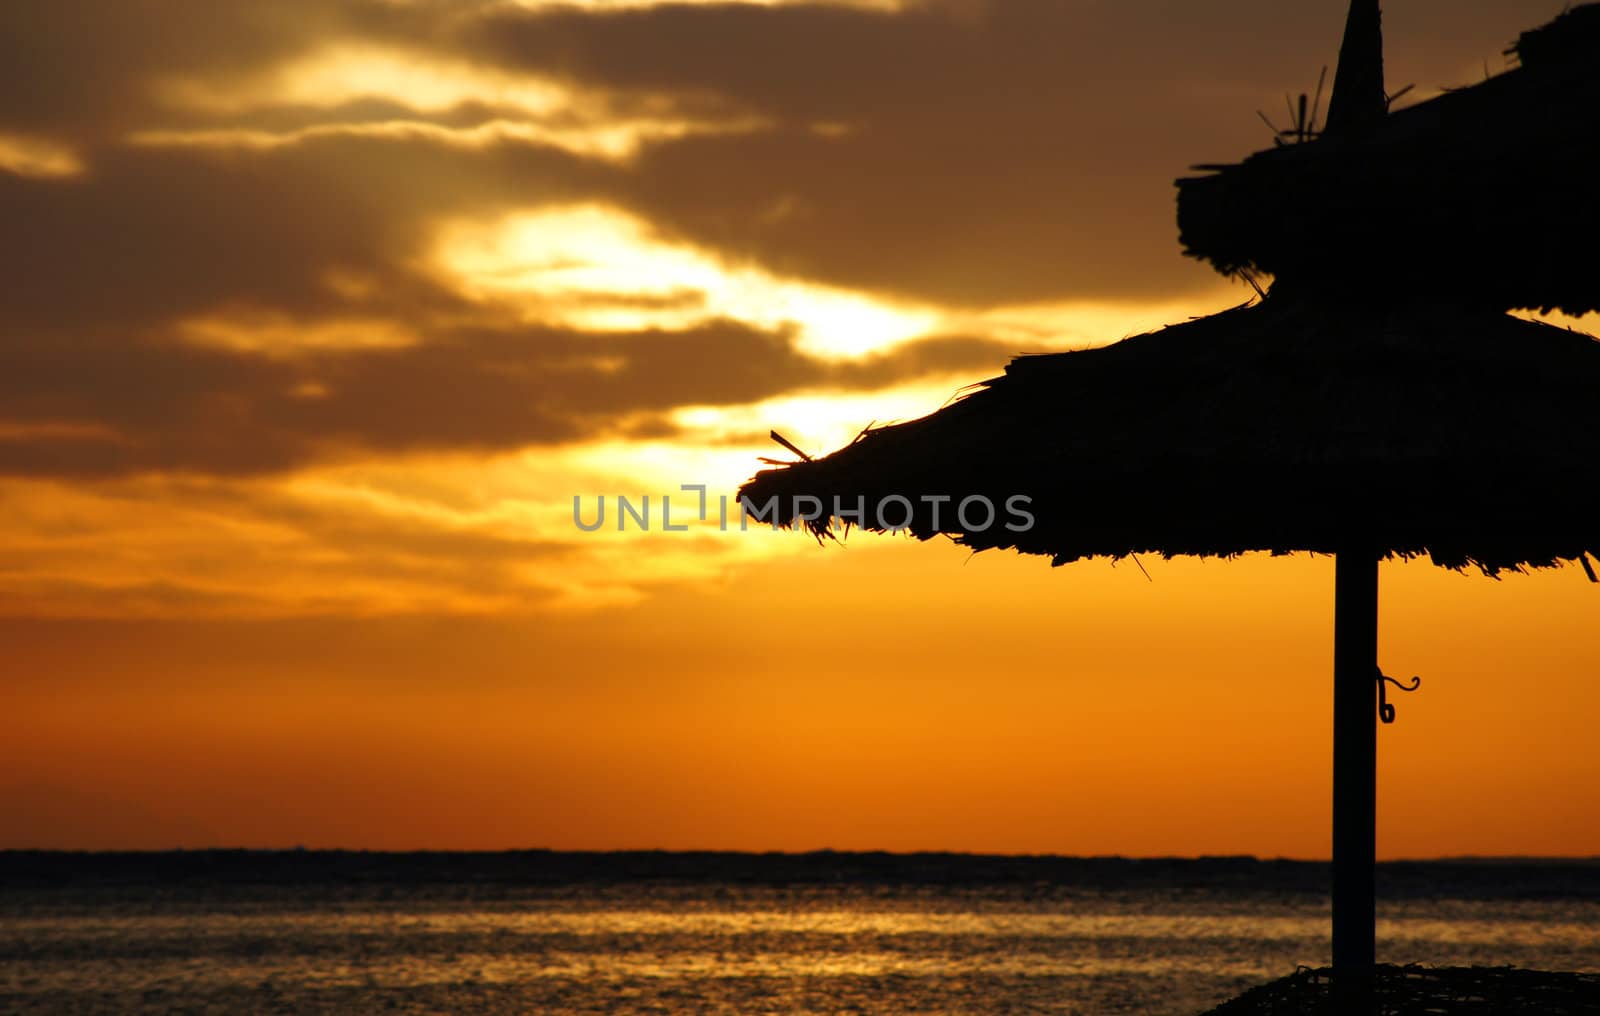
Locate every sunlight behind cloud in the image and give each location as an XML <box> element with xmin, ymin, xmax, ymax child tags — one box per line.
<box><xmin>0</xmin><ymin>470</ymin><xmax>545</xmax><ymax>618</ymax></box>
<box><xmin>176</xmin><ymin>311</ymin><xmax>421</xmax><ymax>357</ymax></box>
<box><xmin>506</xmin><ymin>0</ymin><xmax>904</xmax><ymax>8</ymax></box>
<box><xmin>434</xmin><ymin>204</ymin><xmax>940</xmax><ymax>358</ymax></box>
<box><xmin>0</xmin><ymin>476</ymin><xmax>515</xmax><ymax>619</ymax></box>
<box><xmin>161</xmin><ymin>45</ymin><xmax>566</xmax><ymax>117</ymax></box>
<box><xmin>281</xmin><ymin>445</ymin><xmax>817</xmax><ymax>611</ymax></box>
<box><xmin>948</xmin><ymin>290</ymin><xmax>1247</xmax><ymax>351</ymax></box>
<box><xmin>129</xmin><ymin>116</ymin><xmax>763</xmax><ymax>164</ymax></box>
<box><xmin>0</xmin><ymin>373</ymin><xmax>979</xmax><ymax>620</ymax></box>
<box><xmin>0</xmin><ymin>432</ymin><xmax>833</xmax><ymax>619</ymax></box>
<box><xmin>149</xmin><ymin>45</ymin><xmax>765</xmax><ymax>163</ymax></box>
<box><xmin>671</xmin><ymin>374</ymin><xmax>978</xmax><ymax>458</ymax></box>
<box><xmin>0</xmin><ymin>132</ymin><xmax>84</xmax><ymax>179</ymax></box>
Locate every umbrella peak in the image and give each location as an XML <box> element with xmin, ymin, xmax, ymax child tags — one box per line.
<box><xmin>1176</xmin><ymin>3</ymin><xmax>1600</xmax><ymax>315</ymax></box>
<box><xmin>1323</xmin><ymin>0</ymin><xmax>1386</xmax><ymax>137</ymax></box>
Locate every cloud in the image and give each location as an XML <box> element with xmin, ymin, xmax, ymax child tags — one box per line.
<box><xmin>431</xmin><ymin>203</ymin><xmax>941</xmax><ymax>357</ymax></box>
<box><xmin>0</xmin><ymin>0</ymin><xmax>1568</xmax><ymax>617</ymax></box>
<box><xmin>0</xmin><ymin>142</ymin><xmax>434</xmax><ymax>331</ymax></box>
<box><xmin>145</xmin><ymin>41</ymin><xmax>770</xmax><ymax>162</ymax></box>
<box><xmin>505</xmin><ymin>0</ymin><xmax>907</xmax><ymax>10</ymax></box>
<box><xmin>0</xmin><ymin>306</ymin><xmax>1019</xmax><ymax>478</ymax></box>
<box><xmin>2</xmin><ymin>0</ymin><xmax>1547</xmax><ymax>327</ymax></box>
<box><xmin>0</xmin><ymin>0</ymin><xmax>344</xmax><ymax>135</ymax></box>
<box><xmin>0</xmin><ymin>471</ymin><xmax>569</xmax><ymax>617</ymax></box>
<box><xmin>0</xmin><ymin>132</ymin><xmax>84</xmax><ymax>179</ymax></box>
<box><xmin>454</xmin><ymin>0</ymin><xmax>1551</xmax><ymax>305</ymax></box>
<box><xmin>128</xmin><ymin>116</ymin><xmax>765</xmax><ymax>164</ymax></box>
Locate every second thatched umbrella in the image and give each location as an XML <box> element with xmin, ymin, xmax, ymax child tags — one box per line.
<box><xmin>739</xmin><ymin>2</ymin><xmax>1600</xmax><ymax>1010</ymax></box>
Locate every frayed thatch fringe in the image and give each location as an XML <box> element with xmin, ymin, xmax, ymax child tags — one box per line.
<box><xmin>738</xmin><ymin>296</ymin><xmax>1600</xmax><ymax>577</ymax></box>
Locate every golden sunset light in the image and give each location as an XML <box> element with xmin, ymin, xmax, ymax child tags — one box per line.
<box><xmin>2</xmin><ymin>0</ymin><xmax>1594</xmax><ymax>869</ymax></box>
<box><xmin>0</xmin><ymin>131</ymin><xmax>84</xmax><ymax>179</ymax></box>
<box><xmin>5</xmin><ymin>3</ymin><xmax>1600</xmax><ymax>1010</ymax></box>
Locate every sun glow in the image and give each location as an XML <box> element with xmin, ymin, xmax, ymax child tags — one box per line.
<box><xmin>176</xmin><ymin>311</ymin><xmax>422</xmax><ymax>357</ymax></box>
<box><xmin>160</xmin><ymin>45</ymin><xmax>569</xmax><ymax>118</ymax></box>
<box><xmin>671</xmin><ymin>376</ymin><xmax>980</xmax><ymax>456</ymax></box>
<box><xmin>946</xmin><ymin>290</ymin><xmax>1247</xmax><ymax>351</ymax></box>
<box><xmin>0</xmin><ymin>132</ymin><xmax>84</xmax><ymax>179</ymax></box>
<box><xmin>129</xmin><ymin>116</ymin><xmax>765</xmax><ymax>163</ymax></box>
<box><xmin>148</xmin><ymin>45</ymin><xmax>765</xmax><ymax>163</ymax></box>
<box><xmin>433</xmin><ymin>204</ymin><xmax>940</xmax><ymax>358</ymax></box>
<box><xmin>506</xmin><ymin>0</ymin><xmax>904</xmax><ymax>8</ymax></box>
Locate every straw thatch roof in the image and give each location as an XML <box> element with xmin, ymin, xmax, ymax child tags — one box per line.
<box><xmin>1178</xmin><ymin>4</ymin><xmax>1600</xmax><ymax>316</ymax></box>
<box><xmin>740</xmin><ymin>4</ymin><xmax>1600</xmax><ymax>577</ymax></box>
<box><xmin>738</xmin><ymin>294</ymin><xmax>1600</xmax><ymax>577</ymax></box>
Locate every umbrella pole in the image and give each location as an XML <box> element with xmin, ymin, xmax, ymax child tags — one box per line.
<box><xmin>1333</xmin><ymin>550</ymin><xmax>1378</xmax><ymax>1012</ymax></box>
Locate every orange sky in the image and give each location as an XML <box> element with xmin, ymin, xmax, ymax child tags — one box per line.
<box><xmin>0</xmin><ymin>0</ymin><xmax>1595</xmax><ymax>856</ymax></box>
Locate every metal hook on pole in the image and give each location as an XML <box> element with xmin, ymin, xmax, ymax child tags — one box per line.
<box><xmin>1376</xmin><ymin>668</ymin><xmax>1421</xmax><ymax>724</ymax></box>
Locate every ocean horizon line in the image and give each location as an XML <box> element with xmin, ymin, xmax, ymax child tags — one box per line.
<box><xmin>4</xmin><ymin>847</ymin><xmax>1600</xmax><ymax>865</ymax></box>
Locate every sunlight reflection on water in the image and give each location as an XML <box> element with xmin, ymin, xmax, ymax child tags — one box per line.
<box><xmin>3</xmin><ymin>888</ymin><xmax>1597</xmax><ymax>1014</ymax></box>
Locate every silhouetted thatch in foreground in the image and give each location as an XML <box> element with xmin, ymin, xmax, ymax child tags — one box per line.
<box><xmin>1178</xmin><ymin>4</ymin><xmax>1600</xmax><ymax>316</ymax></box>
<box><xmin>738</xmin><ymin>294</ymin><xmax>1600</xmax><ymax>577</ymax></box>
<box><xmin>741</xmin><ymin>5</ymin><xmax>1600</xmax><ymax>576</ymax></box>
<box><xmin>1200</xmin><ymin>965</ymin><xmax>1600</xmax><ymax>1016</ymax></box>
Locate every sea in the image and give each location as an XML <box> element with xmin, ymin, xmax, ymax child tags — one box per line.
<box><xmin>2</xmin><ymin>852</ymin><xmax>1597</xmax><ymax>1015</ymax></box>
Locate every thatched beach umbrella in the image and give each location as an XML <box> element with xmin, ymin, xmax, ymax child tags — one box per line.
<box><xmin>739</xmin><ymin>2</ymin><xmax>1600</xmax><ymax>1009</ymax></box>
